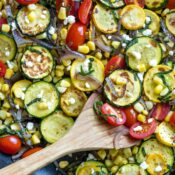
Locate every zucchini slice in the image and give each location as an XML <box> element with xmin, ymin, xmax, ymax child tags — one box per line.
<box><xmin>104</xmin><ymin>70</ymin><xmax>142</xmax><ymax>107</ymax></box>
<box><xmin>136</xmin><ymin>138</ymin><xmax>174</xmax><ymax>173</ymax></box>
<box><xmin>24</xmin><ymin>81</ymin><xmax>59</xmax><ymax>118</ymax></box>
<box><xmin>41</xmin><ymin>111</ymin><xmax>74</xmax><ymax>143</ymax></box>
<box><xmin>16</xmin><ymin>4</ymin><xmax>50</xmax><ymax>36</ymax></box>
<box><xmin>0</xmin><ymin>33</ymin><xmax>17</xmax><ymax>62</ymax></box>
<box><xmin>145</xmin><ymin>0</ymin><xmax>167</xmax><ymax>10</ymax></box>
<box><xmin>143</xmin><ymin>65</ymin><xmax>172</xmax><ymax>103</ymax></box>
<box><xmin>120</xmin><ymin>5</ymin><xmax>146</xmax><ymax>30</ymax></box>
<box><xmin>99</xmin><ymin>0</ymin><xmax>125</xmax><ymax>9</ymax></box>
<box><xmin>126</xmin><ymin>37</ymin><xmax>162</xmax><ymax>72</ymax></box>
<box><xmin>60</xmin><ymin>88</ymin><xmax>87</xmax><ymax>117</ymax></box>
<box><xmin>21</xmin><ymin>46</ymin><xmax>54</xmax><ymax>80</ymax></box>
<box><xmin>92</xmin><ymin>4</ymin><xmax>117</xmax><ymax>34</ymax></box>
<box><xmin>71</xmin><ymin>56</ymin><xmax>105</xmax><ymax>92</ymax></box>
<box><xmin>144</xmin><ymin>9</ymin><xmax>160</xmax><ymax>35</ymax></box>
<box><xmin>166</xmin><ymin>12</ymin><xmax>175</xmax><ymax>36</ymax></box>
<box><xmin>156</xmin><ymin>122</ymin><xmax>175</xmax><ymax>147</ymax></box>
<box><xmin>116</xmin><ymin>164</ymin><xmax>147</xmax><ymax>175</ymax></box>
<box><xmin>76</xmin><ymin>161</ymin><xmax>108</xmax><ymax>175</ymax></box>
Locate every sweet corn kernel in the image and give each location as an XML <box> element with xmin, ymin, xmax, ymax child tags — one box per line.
<box><xmin>104</xmin><ymin>52</ymin><xmax>110</xmax><ymax>58</ymax></box>
<box><xmin>145</xmin><ymin>101</ymin><xmax>154</xmax><ymax>110</ymax></box>
<box><xmin>154</xmin><ymin>84</ymin><xmax>163</xmax><ymax>94</ymax></box>
<box><xmin>4</xmin><ymin>117</ymin><xmax>13</xmax><ymax>125</ymax></box>
<box><xmin>2</xmin><ymin>0</ymin><xmax>7</xmax><ymax>5</ymax></box>
<box><xmin>97</xmin><ymin>149</ymin><xmax>106</xmax><ymax>160</ymax></box>
<box><xmin>105</xmin><ymin>159</ymin><xmax>113</xmax><ymax>168</ymax></box>
<box><xmin>153</xmin><ymin>76</ymin><xmax>163</xmax><ymax>84</ymax></box>
<box><xmin>58</xmin><ymin>7</ymin><xmax>67</xmax><ymax>20</ymax></box>
<box><xmin>123</xmin><ymin>148</ymin><xmax>132</xmax><ymax>158</ymax></box>
<box><xmin>59</xmin><ymin>161</ymin><xmax>69</xmax><ymax>169</ymax></box>
<box><xmin>60</xmin><ymin>28</ymin><xmax>68</xmax><ymax>40</ymax></box>
<box><xmin>60</xmin><ymin>80</ymin><xmax>71</xmax><ymax>87</ymax></box>
<box><xmin>161</xmin><ymin>8</ymin><xmax>170</xmax><ymax>17</ymax></box>
<box><xmin>165</xmin><ymin>111</ymin><xmax>174</xmax><ymax>122</ymax></box>
<box><xmin>1</xmin><ymin>84</ymin><xmax>9</xmax><ymax>92</ymax></box>
<box><xmin>6</xmin><ymin>112</ymin><xmax>11</xmax><ymax>118</ymax></box>
<box><xmin>167</xmin><ymin>41</ymin><xmax>174</xmax><ymax>48</ymax></box>
<box><xmin>0</xmin><ymin>110</ymin><xmax>7</xmax><ymax>120</ymax></box>
<box><xmin>2</xmin><ymin>9</ymin><xmax>6</xmax><ymax>18</ymax></box>
<box><xmin>55</xmin><ymin>69</ymin><xmax>64</xmax><ymax>77</ymax></box>
<box><xmin>43</xmin><ymin>75</ymin><xmax>52</xmax><ymax>82</ymax></box>
<box><xmin>5</xmin><ymin>69</ymin><xmax>14</xmax><ymax>79</ymax></box>
<box><xmin>35</xmin><ymin>131</ymin><xmax>42</xmax><ymax>139</ymax></box>
<box><xmin>53</xmin><ymin>77</ymin><xmax>61</xmax><ymax>83</ymax></box>
<box><xmin>1</xmin><ymin>24</ymin><xmax>10</xmax><ymax>33</ymax></box>
<box><xmin>36</xmin><ymin>33</ymin><xmax>47</xmax><ymax>39</ymax></box>
<box><xmin>134</xmin><ymin>102</ymin><xmax>144</xmax><ymax>113</ymax></box>
<box><xmin>62</xmin><ymin>59</ymin><xmax>71</xmax><ymax>66</ymax></box>
<box><xmin>110</xmin><ymin>0</ymin><xmax>116</xmax><ymax>3</ymax></box>
<box><xmin>160</xmin><ymin>87</ymin><xmax>169</xmax><ymax>96</ymax></box>
<box><xmin>31</xmin><ymin>134</ymin><xmax>40</xmax><ymax>145</ymax></box>
<box><xmin>101</xmin><ymin>59</ymin><xmax>108</xmax><ymax>66</ymax></box>
<box><xmin>56</xmin><ymin>65</ymin><xmax>65</xmax><ymax>70</ymax></box>
<box><xmin>0</xmin><ymin>92</ymin><xmax>5</xmax><ymax>100</ymax></box>
<box><xmin>95</xmin><ymin>52</ymin><xmax>103</xmax><ymax>60</ymax></box>
<box><xmin>114</xmin><ymin>156</ymin><xmax>126</xmax><ymax>166</ymax></box>
<box><xmin>52</xmin><ymin>33</ymin><xmax>57</xmax><ymax>40</ymax></box>
<box><xmin>28</xmin><ymin>11</ymin><xmax>36</xmax><ymax>22</ymax></box>
<box><xmin>116</xmin><ymin>77</ymin><xmax>127</xmax><ymax>85</ymax></box>
<box><xmin>10</xmin><ymin>123</ymin><xmax>21</xmax><ymax>131</ymax></box>
<box><xmin>137</xmin><ymin>114</ymin><xmax>146</xmax><ymax>122</ymax></box>
<box><xmin>14</xmin><ymin>98</ymin><xmax>24</xmax><ymax>108</ymax></box>
<box><xmin>111</xmin><ymin>41</ymin><xmax>120</xmax><ymax>49</ymax></box>
<box><xmin>142</xmin><ymin>110</ymin><xmax>148</xmax><ymax>116</ymax></box>
<box><xmin>38</xmin><ymin>102</ymin><xmax>48</xmax><ymax>110</ymax></box>
<box><xmin>137</xmin><ymin>64</ymin><xmax>146</xmax><ymax>72</ymax></box>
<box><xmin>78</xmin><ymin>45</ymin><xmax>90</xmax><ymax>54</ymax></box>
<box><xmin>110</xmin><ymin>166</ymin><xmax>119</xmax><ymax>174</ymax></box>
<box><xmin>2</xmin><ymin>101</ymin><xmax>10</xmax><ymax>109</ymax></box>
<box><xmin>109</xmin><ymin>149</ymin><xmax>118</xmax><ymax>160</ymax></box>
<box><xmin>87</xmin><ymin>41</ymin><xmax>96</xmax><ymax>51</ymax></box>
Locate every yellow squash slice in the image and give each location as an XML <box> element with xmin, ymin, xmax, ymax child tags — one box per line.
<box><xmin>166</xmin><ymin>12</ymin><xmax>175</xmax><ymax>36</ymax></box>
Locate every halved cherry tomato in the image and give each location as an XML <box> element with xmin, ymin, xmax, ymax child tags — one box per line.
<box><xmin>170</xmin><ymin>112</ymin><xmax>175</xmax><ymax>128</ymax></box>
<box><xmin>104</xmin><ymin>55</ymin><xmax>126</xmax><ymax>76</ymax></box>
<box><xmin>151</xmin><ymin>103</ymin><xmax>170</xmax><ymax>121</ymax></box>
<box><xmin>16</xmin><ymin>0</ymin><xmax>39</xmax><ymax>5</ymax></box>
<box><xmin>166</xmin><ymin>0</ymin><xmax>175</xmax><ymax>9</ymax></box>
<box><xmin>123</xmin><ymin>106</ymin><xmax>138</xmax><ymax>128</ymax></box>
<box><xmin>66</xmin><ymin>22</ymin><xmax>87</xmax><ymax>50</ymax></box>
<box><xmin>124</xmin><ymin>0</ymin><xmax>145</xmax><ymax>8</ymax></box>
<box><xmin>78</xmin><ymin>0</ymin><xmax>92</xmax><ymax>24</ymax></box>
<box><xmin>0</xmin><ymin>61</ymin><xmax>7</xmax><ymax>77</ymax></box>
<box><xmin>56</xmin><ymin>0</ymin><xmax>62</xmax><ymax>12</ymax></box>
<box><xmin>22</xmin><ymin>147</ymin><xmax>43</xmax><ymax>158</ymax></box>
<box><xmin>0</xmin><ymin>135</ymin><xmax>22</xmax><ymax>155</ymax></box>
<box><xmin>0</xmin><ymin>18</ymin><xmax>7</xmax><ymax>28</ymax></box>
<box><xmin>70</xmin><ymin>1</ymin><xmax>80</xmax><ymax>16</ymax></box>
<box><xmin>129</xmin><ymin>118</ymin><xmax>157</xmax><ymax>139</ymax></box>
<box><xmin>101</xmin><ymin>103</ymin><xmax>126</xmax><ymax>127</ymax></box>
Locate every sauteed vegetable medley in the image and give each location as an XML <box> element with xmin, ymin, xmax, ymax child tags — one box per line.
<box><xmin>0</xmin><ymin>0</ymin><xmax>175</xmax><ymax>174</ymax></box>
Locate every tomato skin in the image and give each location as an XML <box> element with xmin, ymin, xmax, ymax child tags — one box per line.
<box><xmin>151</xmin><ymin>103</ymin><xmax>170</xmax><ymax>121</ymax></box>
<box><xmin>166</xmin><ymin>0</ymin><xmax>175</xmax><ymax>9</ymax></box>
<box><xmin>0</xmin><ymin>61</ymin><xmax>7</xmax><ymax>77</ymax></box>
<box><xmin>22</xmin><ymin>147</ymin><xmax>43</xmax><ymax>158</ymax></box>
<box><xmin>129</xmin><ymin>118</ymin><xmax>157</xmax><ymax>139</ymax></box>
<box><xmin>101</xmin><ymin>103</ymin><xmax>126</xmax><ymax>127</ymax></box>
<box><xmin>16</xmin><ymin>0</ymin><xmax>39</xmax><ymax>5</ymax></box>
<box><xmin>123</xmin><ymin>106</ymin><xmax>138</xmax><ymax>128</ymax></box>
<box><xmin>0</xmin><ymin>18</ymin><xmax>7</xmax><ymax>28</ymax></box>
<box><xmin>170</xmin><ymin>112</ymin><xmax>175</xmax><ymax>128</ymax></box>
<box><xmin>66</xmin><ymin>22</ymin><xmax>87</xmax><ymax>50</ymax></box>
<box><xmin>78</xmin><ymin>0</ymin><xmax>92</xmax><ymax>24</ymax></box>
<box><xmin>124</xmin><ymin>0</ymin><xmax>145</xmax><ymax>8</ymax></box>
<box><xmin>104</xmin><ymin>55</ymin><xmax>126</xmax><ymax>76</ymax></box>
<box><xmin>0</xmin><ymin>135</ymin><xmax>22</xmax><ymax>155</ymax></box>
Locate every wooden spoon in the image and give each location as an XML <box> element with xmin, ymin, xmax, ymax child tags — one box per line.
<box><xmin>0</xmin><ymin>93</ymin><xmax>136</xmax><ymax>175</ymax></box>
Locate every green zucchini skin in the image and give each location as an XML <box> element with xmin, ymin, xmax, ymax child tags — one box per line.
<box><xmin>145</xmin><ymin>0</ymin><xmax>168</xmax><ymax>10</ymax></box>
<box><xmin>99</xmin><ymin>0</ymin><xmax>125</xmax><ymax>9</ymax></box>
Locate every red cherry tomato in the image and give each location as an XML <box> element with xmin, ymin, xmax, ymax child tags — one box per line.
<box><xmin>166</xmin><ymin>0</ymin><xmax>175</xmax><ymax>9</ymax></box>
<box><xmin>0</xmin><ymin>18</ymin><xmax>7</xmax><ymax>28</ymax></box>
<box><xmin>0</xmin><ymin>61</ymin><xmax>7</xmax><ymax>77</ymax></box>
<box><xmin>124</xmin><ymin>0</ymin><xmax>145</xmax><ymax>8</ymax></box>
<box><xmin>101</xmin><ymin>103</ymin><xmax>126</xmax><ymax>127</ymax></box>
<box><xmin>16</xmin><ymin>0</ymin><xmax>39</xmax><ymax>5</ymax></box>
<box><xmin>56</xmin><ymin>0</ymin><xmax>62</xmax><ymax>12</ymax></box>
<box><xmin>0</xmin><ymin>135</ymin><xmax>22</xmax><ymax>155</ymax></box>
<box><xmin>123</xmin><ymin>106</ymin><xmax>138</xmax><ymax>128</ymax></box>
<box><xmin>151</xmin><ymin>103</ymin><xmax>170</xmax><ymax>121</ymax></box>
<box><xmin>22</xmin><ymin>147</ymin><xmax>43</xmax><ymax>158</ymax></box>
<box><xmin>70</xmin><ymin>1</ymin><xmax>80</xmax><ymax>16</ymax></box>
<box><xmin>104</xmin><ymin>55</ymin><xmax>126</xmax><ymax>76</ymax></box>
<box><xmin>170</xmin><ymin>112</ymin><xmax>175</xmax><ymax>127</ymax></box>
<box><xmin>66</xmin><ymin>22</ymin><xmax>87</xmax><ymax>50</ymax></box>
<box><xmin>129</xmin><ymin>118</ymin><xmax>157</xmax><ymax>139</ymax></box>
<box><xmin>78</xmin><ymin>0</ymin><xmax>92</xmax><ymax>24</ymax></box>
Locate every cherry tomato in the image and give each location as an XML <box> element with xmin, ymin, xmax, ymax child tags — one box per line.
<box><xmin>170</xmin><ymin>112</ymin><xmax>175</xmax><ymax>128</ymax></box>
<box><xmin>22</xmin><ymin>147</ymin><xmax>43</xmax><ymax>158</ymax></box>
<box><xmin>123</xmin><ymin>106</ymin><xmax>138</xmax><ymax>128</ymax></box>
<box><xmin>0</xmin><ymin>135</ymin><xmax>22</xmax><ymax>155</ymax></box>
<box><xmin>151</xmin><ymin>103</ymin><xmax>170</xmax><ymax>121</ymax></box>
<box><xmin>16</xmin><ymin>0</ymin><xmax>39</xmax><ymax>5</ymax></box>
<box><xmin>0</xmin><ymin>18</ymin><xmax>7</xmax><ymax>28</ymax></box>
<box><xmin>101</xmin><ymin>103</ymin><xmax>126</xmax><ymax>127</ymax></box>
<box><xmin>124</xmin><ymin>0</ymin><xmax>145</xmax><ymax>8</ymax></box>
<box><xmin>66</xmin><ymin>22</ymin><xmax>87</xmax><ymax>50</ymax></box>
<box><xmin>56</xmin><ymin>0</ymin><xmax>62</xmax><ymax>12</ymax></box>
<box><xmin>129</xmin><ymin>118</ymin><xmax>157</xmax><ymax>139</ymax></box>
<box><xmin>104</xmin><ymin>55</ymin><xmax>126</xmax><ymax>76</ymax></box>
<box><xmin>70</xmin><ymin>1</ymin><xmax>80</xmax><ymax>16</ymax></box>
<box><xmin>78</xmin><ymin>0</ymin><xmax>92</xmax><ymax>24</ymax></box>
<box><xmin>0</xmin><ymin>61</ymin><xmax>7</xmax><ymax>77</ymax></box>
<box><xmin>166</xmin><ymin>0</ymin><xmax>175</xmax><ymax>9</ymax></box>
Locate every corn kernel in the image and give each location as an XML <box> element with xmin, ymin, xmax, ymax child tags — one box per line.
<box><xmin>0</xmin><ymin>110</ymin><xmax>7</xmax><ymax>120</ymax></box>
<box><xmin>31</xmin><ymin>134</ymin><xmax>40</xmax><ymax>145</ymax></box>
<box><xmin>105</xmin><ymin>159</ymin><xmax>113</xmax><ymax>168</ymax></box>
<box><xmin>5</xmin><ymin>69</ymin><xmax>14</xmax><ymax>79</ymax></box>
<box><xmin>87</xmin><ymin>41</ymin><xmax>96</xmax><ymax>51</ymax></box>
<box><xmin>60</xmin><ymin>28</ymin><xmax>68</xmax><ymax>40</ymax></box>
<box><xmin>137</xmin><ymin>114</ymin><xmax>146</xmax><ymax>122</ymax></box>
<box><xmin>145</xmin><ymin>101</ymin><xmax>153</xmax><ymax>110</ymax></box>
<box><xmin>110</xmin><ymin>0</ymin><xmax>116</xmax><ymax>3</ymax></box>
<box><xmin>28</xmin><ymin>11</ymin><xmax>36</xmax><ymax>22</ymax></box>
<box><xmin>14</xmin><ymin>98</ymin><xmax>24</xmax><ymax>108</ymax></box>
<box><xmin>36</xmin><ymin>33</ymin><xmax>47</xmax><ymax>39</ymax></box>
<box><xmin>4</xmin><ymin>117</ymin><xmax>13</xmax><ymax>125</ymax></box>
<box><xmin>60</xmin><ymin>80</ymin><xmax>71</xmax><ymax>87</ymax></box>
<box><xmin>109</xmin><ymin>149</ymin><xmax>118</xmax><ymax>160</ymax></box>
<box><xmin>59</xmin><ymin>161</ymin><xmax>69</xmax><ymax>169</ymax></box>
<box><xmin>0</xmin><ymin>92</ymin><xmax>5</xmax><ymax>100</ymax></box>
<box><xmin>114</xmin><ymin>156</ymin><xmax>126</xmax><ymax>166</ymax></box>
<box><xmin>43</xmin><ymin>75</ymin><xmax>52</xmax><ymax>82</ymax></box>
<box><xmin>97</xmin><ymin>149</ymin><xmax>106</xmax><ymax>160</ymax></box>
<box><xmin>95</xmin><ymin>52</ymin><xmax>103</xmax><ymax>60</ymax></box>
<box><xmin>62</xmin><ymin>59</ymin><xmax>71</xmax><ymax>66</ymax></box>
<box><xmin>6</xmin><ymin>112</ymin><xmax>11</xmax><ymax>118</ymax></box>
<box><xmin>53</xmin><ymin>77</ymin><xmax>61</xmax><ymax>83</ymax></box>
<box><xmin>35</xmin><ymin>131</ymin><xmax>42</xmax><ymax>139</ymax></box>
<box><xmin>160</xmin><ymin>87</ymin><xmax>169</xmax><ymax>96</ymax></box>
<box><xmin>116</xmin><ymin>77</ymin><xmax>127</xmax><ymax>85</ymax></box>
<box><xmin>161</xmin><ymin>8</ymin><xmax>170</xmax><ymax>17</ymax></box>
<box><xmin>2</xmin><ymin>0</ymin><xmax>7</xmax><ymax>5</ymax></box>
<box><xmin>56</xmin><ymin>65</ymin><xmax>65</xmax><ymax>70</ymax></box>
<box><xmin>78</xmin><ymin>45</ymin><xmax>90</xmax><ymax>54</ymax></box>
<box><xmin>37</xmin><ymin>102</ymin><xmax>48</xmax><ymax>110</ymax></box>
<box><xmin>52</xmin><ymin>33</ymin><xmax>58</xmax><ymax>40</ymax></box>
<box><xmin>55</xmin><ymin>70</ymin><xmax>64</xmax><ymax>77</ymax></box>
<box><xmin>58</xmin><ymin>7</ymin><xmax>67</xmax><ymax>20</ymax></box>
<box><xmin>10</xmin><ymin>123</ymin><xmax>21</xmax><ymax>131</ymax></box>
<box><xmin>154</xmin><ymin>84</ymin><xmax>163</xmax><ymax>94</ymax></box>
<box><xmin>2</xmin><ymin>9</ymin><xmax>6</xmax><ymax>18</ymax></box>
<box><xmin>134</xmin><ymin>102</ymin><xmax>144</xmax><ymax>113</ymax></box>
<box><xmin>104</xmin><ymin>52</ymin><xmax>110</xmax><ymax>58</ymax></box>
<box><xmin>2</xmin><ymin>101</ymin><xmax>10</xmax><ymax>109</ymax></box>
<box><xmin>165</xmin><ymin>111</ymin><xmax>174</xmax><ymax>122</ymax></box>
<box><xmin>111</xmin><ymin>41</ymin><xmax>120</xmax><ymax>49</ymax></box>
<box><xmin>110</xmin><ymin>166</ymin><xmax>119</xmax><ymax>174</ymax></box>
<box><xmin>167</xmin><ymin>41</ymin><xmax>174</xmax><ymax>48</ymax></box>
<box><xmin>137</xmin><ymin>64</ymin><xmax>146</xmax><ymax>72</ymax></box>
<box><xmin>101</xmin><ymin>59</ymin><xmax>108</xmax><ymax>66</ymax></box>
<box><xmin>123</xmin><ymin>148</ymin><xmax>132</xmax><ymax>158</ymax></box>
<box><xmin>1</xmin><ymin>84</ymin><xmax>9</xmax><ymax>92</ymax></box>
<box><xmin>1</xmin><ymin>24</ymin><xmax>10</xmax><ymax>33</ymax></box>
<box><xmin>142</xmin><ymin>110</ymin><xmax>148</xmax><ymax>116</ymax></box>
<box><xmin>153</xmin><ymin>76</ymin><xmax>163</xmax><ymax>84</ymax></box>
